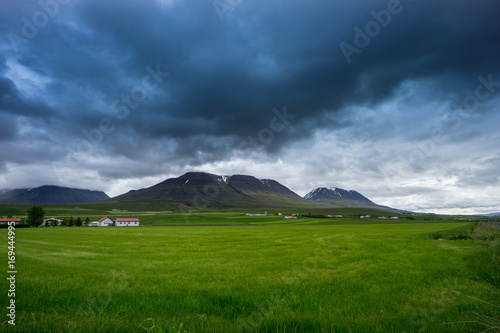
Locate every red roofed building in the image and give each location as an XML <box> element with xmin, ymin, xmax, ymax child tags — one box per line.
<box><xmin>115</xmin><ymin>218</ymin><xmax>140</xmax><ymax>227</ymax></box>
<box><xmin>0</xmin><ymin>218</ymin><xmax>21</xmax><ymax>225</ymax></box>
<box><xmin>98</xmin><ymin>217</ymin><xmax>114</xmax><ymax>226</ymax></box>
<box><xmin>91</xmin><ymin>217</ymin><xmax>113</xmax><ymax>227</ymax></box>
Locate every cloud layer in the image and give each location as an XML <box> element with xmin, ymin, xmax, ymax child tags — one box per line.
<box><xmin>1</xmin><ymin>0</ymin><xmax>499</xmax><ymax>213</ymax></box>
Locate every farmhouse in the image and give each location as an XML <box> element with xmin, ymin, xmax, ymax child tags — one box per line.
<box><xmin>360</xmin><ymin>215</ymin><xmax>371</xmax><ymax>219</ymax></box>
<box><xmin>91</xmin><ymin>217</ymin><xmax>114</xmax><ymax>227</ymax></box>
<box><xmin>115</xmin><ymin>218</ymin><xmax>140</xmax><ymax>226</ymax></box>
<box><xmin>284</xmin><ymin>216</ymin><xmax>297</xmax><ymax>220</ymax></box>
<box><xmin>0</xmin><ymin>218</ymin><xmax>21</xmax><ymax>225</ymax></box>
<box><xmin>99</xmin><ymin>217</ymin><xmax>114</xmax><ymax>226</ymax></box>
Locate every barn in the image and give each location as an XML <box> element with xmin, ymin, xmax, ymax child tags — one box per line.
<box><xmin>115</xmin><ymin>218</ymin><xmax>140</xmax><ymax>226</ymax></box>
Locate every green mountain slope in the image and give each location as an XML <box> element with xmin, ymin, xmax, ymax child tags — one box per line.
<box><xmin>109</xmin><ymin>172</ymin><xmax>318</xmax><ymax>209</ymax></box>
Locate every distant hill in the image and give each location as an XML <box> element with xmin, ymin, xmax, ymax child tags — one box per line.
<box><xmin>304</xmin><ymin>187</ymin><xmax>380</xmax><ymax>208</ymax></box>
<box><xmin>110</xmin><ymin>172</ymin><xmax>315</xmax><ymax>209</ymax></box>
<box><xmin>0</xmin><ymin>185</ymin><xmax>110</xmax><ymax>205</ymax></box>
<box><xmin>482</xmin><ymin>212</ymin><xmax>500</xmax><ymax>217</ymax></box>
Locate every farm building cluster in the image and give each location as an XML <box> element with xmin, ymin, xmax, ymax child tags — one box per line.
<box><xmin>41</xmin><ymin>217</ymin><xmax>141</xmax><ymax>226</ymax></box>
<box><xmin>0</xmin><ymin>217</ymin><xmax>140</xmax><ymax>227</ymax></box>
<box><xmin>360</xmin><ymin>215</ymin><xmax>399</xmax><ymax>219</ymax></box>
<box><xmin>246</xmin><ymin>212</ymin><xmax>300</xmax><ymax>219</ymax></box>
<box><xmin>39</xmin><ymin>217</ymin><xmax>140</xmax><ymax>226</ymax></box>
<box><xmin>90</xmin><ymin>217</ymin><xmax>140</xmax><ymax>227</ymax></box>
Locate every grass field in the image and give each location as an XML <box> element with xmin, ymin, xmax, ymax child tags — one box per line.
<box><xmin>0</xmin><ymin>204</ymin><xmax>466</xmax><ymax>227</ymax></box>
<box><xmin>1</xmin><ymin>220</ymin><xmax>499</xmax><ymax>332</ymax></box>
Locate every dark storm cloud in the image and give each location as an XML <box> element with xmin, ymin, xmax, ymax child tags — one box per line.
<box><xmin>0</xmin><ymin>54</ymin><xmax>54</xmax><ymax>120</ymax></box>
<box><xmin>0</xmin><ymin>113</ymin><xmax>17</xmax><ymax>142</ymax></box>
<box><xmin>1</xmin><ymin>0</ymin><xmax>499</xmax><ymax>186</ymax></box>
<box><xmin>119</xmin><ymin>0</ymin><xmax>498</xmax><ymax>145</ymax></box>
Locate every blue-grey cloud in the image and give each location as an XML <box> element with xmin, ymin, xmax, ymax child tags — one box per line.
<box><xmin>1</xmin><ymin>0</ymin><xmax>499</xmax><ymax>212</ymax></box>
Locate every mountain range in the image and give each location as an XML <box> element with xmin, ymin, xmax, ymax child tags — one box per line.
<box><xmin>480</xmin><ymin>212</ymin><xmax>500</xmax><ymax>217</ymax></box>
<box><xmin>106</xmin><ymin>172</ymin><xmax>386</xmax><ymax>210</ymax></box>
<box><xmin>0</xmin><ymin>172</ymin><xmax>385</xmax><ymax>210</ymax></box>
<box><xmin>111</xmin><ymin>172</ymin><xmax>313</xmax><ymax>209</ymax></box>
<box><xmin>304</xmin><ymin>187</ymin><xmax>375</xmax><ymax>207</ymax></box>
<box><xmin>0</xmin><ymin>185</ymin><xmax>109</xmax><ymax>205</ymax></box>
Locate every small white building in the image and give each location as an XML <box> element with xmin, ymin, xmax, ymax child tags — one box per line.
<box><xmin>360</xmin><ymin>215</ymin><xmax>371</xmax><ymax>219</ymax></box>
<box><xmin>115</xmin><ymin>218</ymin><xmax>140</xmax><ymax>226</ymax></box>
<box><xmin>284</xmin><ymin>216</ymin><xmax>297</xmax><ymax>220</ymax></box>
<box><xmin>100</xmin><ymin>217</ymin><xmax>114</xmax><ymax>226</ymax></box>
<box><xmin>42</xmin><ymin>218</ymin><xmax>62</xmax><ymax>226</ymax></box>
<box><xmin>390</xmin><ymin>217</ymin><xmax>399</xmax><ymax>220</ymax></box>
<box><xmin>91</xmin><ymin>217</ymin><xmax>114</xmax><ymax>227</ymax></box>
<box><xmin>246</xmin><ymin>213</ymin><xmax>269</xmax><ymax>216</ymax></box>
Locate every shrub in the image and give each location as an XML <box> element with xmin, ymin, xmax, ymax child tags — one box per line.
<box><xmin>465</xmin><ymin>222</ymin><xmax>500</xmax><ymax>288</ymax></box>
<box><xmin>428</xmin><ymin>223</ymin><xmax>475</xmax><ymax>240</ymax></box>
<box><xmin>472</xmin><ymin>222</ymin><xmax>500</xmax><ymax>242</ymax></box>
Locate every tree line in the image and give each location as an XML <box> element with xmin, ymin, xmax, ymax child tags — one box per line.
<box><xmin>25</xmin><ymin>206</ymin><xmax>91</xmax><ymax>227</ymax></box>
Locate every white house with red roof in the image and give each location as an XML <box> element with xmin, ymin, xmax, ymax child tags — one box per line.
<box><xmin>115</xmin><ymin>218</ymin><xmax>140</xmax><ymax>227</ymax></box>
<box><xmin>91</xmin><ymin>217</ymin><xmax>114</xmax><ymax>227</ymax></box>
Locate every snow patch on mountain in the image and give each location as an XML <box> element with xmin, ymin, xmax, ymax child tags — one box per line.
<box><xmin>304</xmin><ymin>187</ymin><xmax>374</xmax><ymax>204</ymax></box>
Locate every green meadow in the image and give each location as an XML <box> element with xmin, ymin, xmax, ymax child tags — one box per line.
<box><xmin>1</xmin><ymin>218</ymin><xmax>499</xmax><ymax>332</ymax></box>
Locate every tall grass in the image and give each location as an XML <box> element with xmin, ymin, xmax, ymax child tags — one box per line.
<box><xmin>1</xmin><ymin>222</ymin><xmax>499</xmax><ymax>332</ymax></box>
<box><xmin>429</xmin><ymin>222</ymin><xmax>500</xmax><ymax>332</ymax></box>
<box><xmin>467</xmin><ymin>222</ymin><xmax>500</xmax><ymax>288</ymax></box>
<box><xmin>428</xmin><ymin>223</ymin><xmax>476</xmax><ymax>240</ymax></box>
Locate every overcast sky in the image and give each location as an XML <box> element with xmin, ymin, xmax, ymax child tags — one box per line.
<box><xmin>1</xmin><ymin>0</ymin><xmax>499</xmax><ymax>214</ymax></box>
